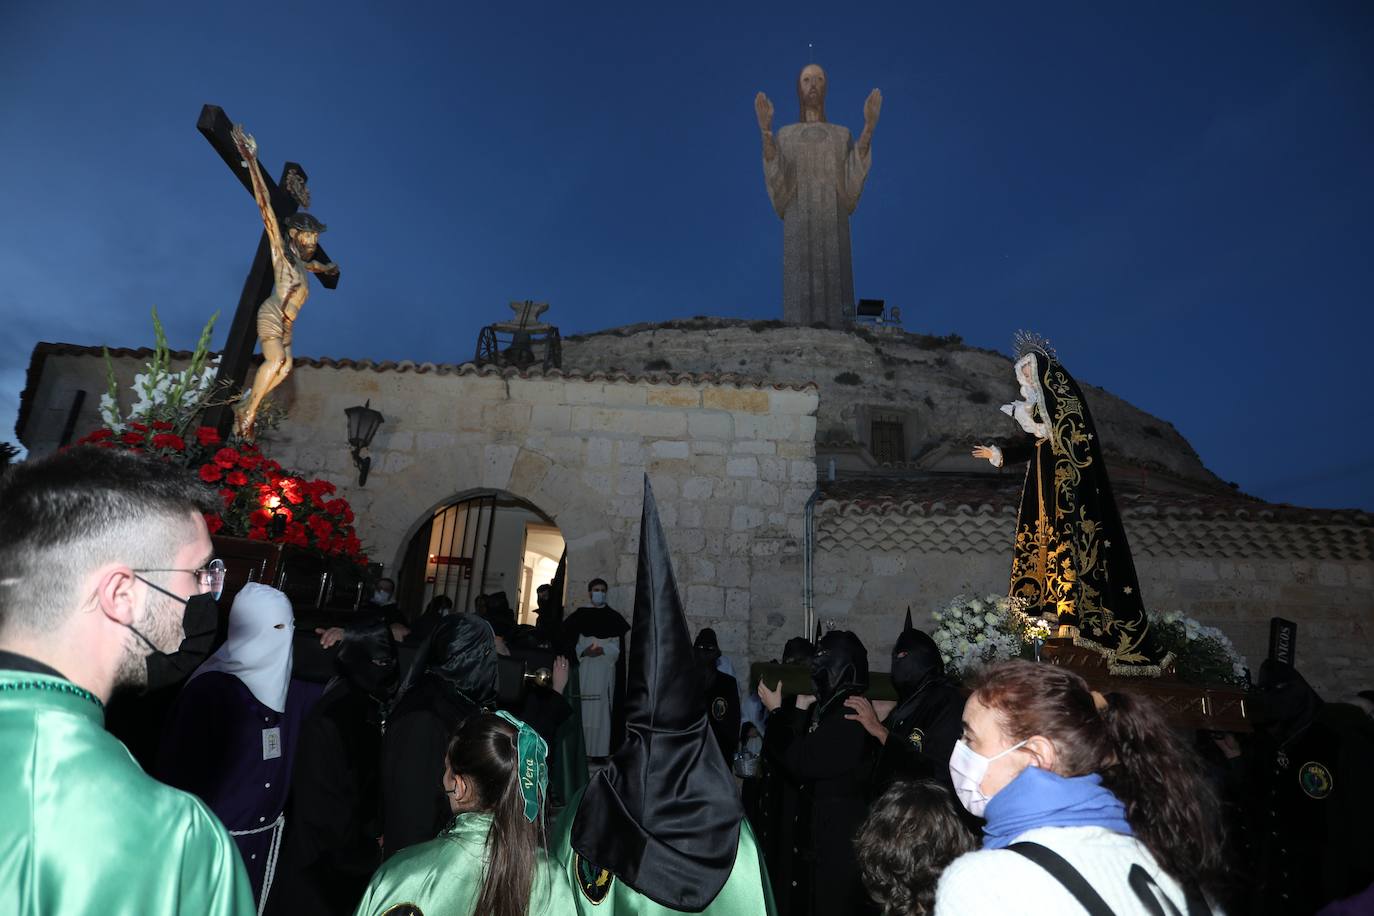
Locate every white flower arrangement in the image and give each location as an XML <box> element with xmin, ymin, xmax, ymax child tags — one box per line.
<box><xmin>931</xmin><ymin>593</ymin><xmax>1249</xmax><ymax>687</ymax></box>
<box><xmin>1152</xmin><ymin>609</ymin><xmax>1250</xmax><ymax>685</ymax></box>
<box><xmin>931</xmin><ymin>594</ymin><xmax>1050</xmax><ymax>680</ymax></box>
<box><xmin>100</xmin><ymin>309</ymin><xmax>222</xmax><ymax>436</ymax></box>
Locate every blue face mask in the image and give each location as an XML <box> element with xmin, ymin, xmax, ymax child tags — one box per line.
<box><xmin>590</xmin><ymin>591</ymin><xmax>607</xmax><ymax>607</ymax></box>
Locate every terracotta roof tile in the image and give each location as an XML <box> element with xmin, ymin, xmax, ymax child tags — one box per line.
<box><xmin>815</xmin><ymin>475</ymin><xmax>1373</xmax><ymax>560</ymax></box>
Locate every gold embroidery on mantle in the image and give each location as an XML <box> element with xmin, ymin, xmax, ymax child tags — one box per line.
<box><xmin>1006</xmin><ymin>358</ymin><xmax>1153</xmax><ymax>666</ymax></box>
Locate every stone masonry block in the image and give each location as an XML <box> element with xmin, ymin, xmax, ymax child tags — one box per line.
<box><xmin>530</xmin><ymin>404</ymin><xmax>572</xmax><ymax>431</ymax></box>
<box><xmin>725</xmin><ymin>588</ymin><xmax>751</xmax><ymax>620</ymax></box>
<box><xmin>688</xmin><ymin>412</ymin><xmax>733</xmax><ymax>440</ymax></box>
<box><xmin>726</xmin><ymin>457</ymin><xmax>759</xmax><ymax>478</ymax></box>
<box><xmin>682</xmin><ymin>477</ymin><xmax>715</xmax><ymax>501</ymax></box>
<box><xmin>600</xmin><ymin>384</ymin><xmax>649</xmax><ymax>407</ymax></box>
<box><xmin>748</xmin><ymin>480</ymin><xmax>780</xmax><ymax>507</ymax></box>
<box><xmin>511</xmin><ymin>380</ymin><xmax>568</xmax><ymax>405</ymax></box>
<box><xmin>703</xmin><ymin>388</ymin><xmax>769</xmax><ymax>414</ymax></box>
<box><xmin>651</xmin><ymin>440</ymin><xmax>690</xmax><ymax>459</ymax></box>
<box><xmin>647</xmin><ymin>387</ymin><xmax>702</xmax><ymax>408</ymax></box>
<box><xmin>562</xmin><ymin>383</ymin><xmax>607</xmax><ymax>405</ymax></box>
<box><xmin>687</xmin><ymin>584</ymin><xmax>725</xmax><ymax>615</ymax></box>
<box><xmin>507</xmin><ymin>449</ymin><xmax>552</xmax><ymax>495</ymax></box>
<box><xmin>482</xmin><ymin>401</ymin><xmax>533</xmax><ymax>432</ymax></box>
<box><xmin>482</xmin><ymin>445</ymin><xmax>519</xmax><ymax>489</ymax></box>
<box><xmin>635</xmin><ymin>411</ymin><xmax>689</xmax><ymax>438</ymax></box>
<box><xmin>733</xmin><ymin>440</ymin><xmax>777</xmax><ymax>456</ymax></box>
<box><xmin>758</xmin><ymin>456</ymin><xmax>787</xmax><ymax>482</ymax></box>
<box><xmin>616</xmin><ymin>440</ymin><xmax>647</xmax><ymax>466</ymax></box>
<box><xmin>586</xmin><ymin>437</ymin><xmax>615</xmax><ymax>468</ymax></box>
<box><xmin>732</xmin><ymin>505</ymin><xmax>766</xmax><ymax>531</ymax></box>
<box><xmin>767</xmin><ymin>388</ymin><xmax>820</xmax><ymax>416</ymax></box>
<box><xmin>677</xmin><ymin>502</ymin><xmax>704</xmax><ymax>528</ymax></box>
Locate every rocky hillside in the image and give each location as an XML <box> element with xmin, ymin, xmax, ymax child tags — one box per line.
<box><xmin>562</xmin><ymin>319</ymin><xmax>1223</xmax><ymax>487</ymax></box>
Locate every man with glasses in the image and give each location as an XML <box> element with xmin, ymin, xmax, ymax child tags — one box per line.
<box><xmin>0</xmin><ymin>447</ymin><xmax>253</xmax><ymax>915</ymax></box>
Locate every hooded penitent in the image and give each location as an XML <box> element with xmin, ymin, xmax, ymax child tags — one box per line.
<box><xmin>1003</xmin><ymin>333</ymin><xmax>1163</xmax><ymax>669</ymax></box>
<box><xmin>1251</xmin><ymin>659</ymin><xmax>1322</xmax><ymax>741</ymax></box>
<box><xmin>810</xmin><ymin>630</ymin><xmax>868</xmax><ymax>710</ymax></box>
<box><xmin>334</xmin><ymin>621</ymin><xmax>399</xmax><ymax>702</ymax></box>
<box><xmin>393</xmin><ymin>613</ymin><xmax>498</xmax><ymax>712</ymax></box>
<box><xmin>890</xmin><ymin>626</ymin><xmax>943</xmax><ymax>700</ymax></box>
<box><xmin>190</xmin><ymin>582</ymin><xmax>294</xmax><ymax>712</ymax></box>
<box><xmin>781</xmin><ymin>637</ymin><xmax>815</xmax><ymax>665</ymax></box>
<box><xmin>571</xmin><ymin>478</ymin><xmax>743</xmax><ymax>910</ymax></box>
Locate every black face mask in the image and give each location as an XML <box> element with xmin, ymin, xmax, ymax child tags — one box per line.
<box><xmin>130</xmin><ymin>589</ymin><xmax>221</xmax><ymax>692</ymax></box>
<box><xmin>809</xmin><ymin>631</ymin><xmax>869</xmax><ymax>705</ymax></box>
<box><xmin>890</xmin><ymin>629</ymin><xmax>943</xmax><ymax>699</ymax></box>
<box><xmin>336</xmin><ymin>623</ymin><xmax>400</xmax><ymax>701</ymax></box>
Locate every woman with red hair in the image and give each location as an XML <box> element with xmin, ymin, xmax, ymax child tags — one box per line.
<box><xmin>934</xmin><ymin>660</ymin><xmax>1227</xmax><ymax>915</ymax></box>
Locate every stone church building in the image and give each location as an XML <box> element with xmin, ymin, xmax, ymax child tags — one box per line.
<box><xmin>17</xmin><ymin>319</ymin><xmax>1374</xmax><ymax>699</ymax></box>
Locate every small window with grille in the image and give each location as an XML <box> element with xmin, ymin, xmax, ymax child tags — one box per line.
<box><xmin>870</xmin><ymin>414</ymin><xmax>906</xmax><ymax>465</ymax></box>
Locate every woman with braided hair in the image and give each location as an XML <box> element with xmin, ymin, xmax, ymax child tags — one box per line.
<box><xmin>934</xmin><ymin>660</ymin><xmax>1228</xmax><ymax>915</ymax></box>
<box><xmin>356</xmin><ymin>712</ymin><xmax>577</xmax><ymax>916</ymax></box>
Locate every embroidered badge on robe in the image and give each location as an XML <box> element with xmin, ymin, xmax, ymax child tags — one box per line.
<box><xmin>1299</xmin><ymin>761</ymin><xmax>1333</xmax><ymax>799</ymax></box>
<box><xmin>907</xmin><ymin>727</ymin><xmax>925</xmax><ymax>751</ymax></box>
<box><xmin>711</xmin><ymin>697</ymin><xmax>727</xmax><ymax>721</ymax></box>
<box><xmin>576</xmin><ymin>852</ymin><xmax>613</xmax><ymax>903</ymax></box>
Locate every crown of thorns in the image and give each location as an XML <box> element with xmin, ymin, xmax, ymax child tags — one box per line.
<box><xmin>283</xmin><ymin>212</ymin><xmax>327</xmax><ymax>234</ymax></box>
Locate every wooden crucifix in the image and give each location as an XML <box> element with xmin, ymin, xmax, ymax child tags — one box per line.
<box><xmin>196</xmin><ymin>104</ymin><xmax>340</xmax><ymax>439</ymax></box>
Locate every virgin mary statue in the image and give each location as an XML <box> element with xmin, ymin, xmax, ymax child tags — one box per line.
<box><xmin>974</xmin><ymin>332</ymin><xmax>1166</xmax><ymax>673</ymax></box>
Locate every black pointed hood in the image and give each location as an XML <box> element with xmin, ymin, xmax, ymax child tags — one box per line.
<box><xmin>571</xmin><ymin>477</ymin><xmax>741</xmax><ymax>910</ymax></box>
<box><xmin>891</xmin><ymin>627</ymin><xmax>943</xmax><ymax>700</ymax></box>
<box><xmin>904</xmin><ymin>606</ymin><xmax>914</xmax><ymax>633</ymax></box>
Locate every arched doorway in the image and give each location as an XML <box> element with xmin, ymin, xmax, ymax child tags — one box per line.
<box><xmin>398</xmin><ymin>490</ymin><xmax>565</xmax><ymax>622</ymax></box>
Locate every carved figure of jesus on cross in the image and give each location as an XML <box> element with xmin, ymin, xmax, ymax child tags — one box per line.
<box><xmin>196</xmin><ymin>104</ymin><xmax>340</xmax><ymax>440</ymax></box>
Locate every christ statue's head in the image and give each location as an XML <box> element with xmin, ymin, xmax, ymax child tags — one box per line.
<box><xmin>796</xmin><ymin>64</ymin><xmax>827</xmax><ymax>123</ymax></box>
<box><xmin>284</xmin><ymin>212</ymin><xmax>327</xmax><ymax>259</ymax></box>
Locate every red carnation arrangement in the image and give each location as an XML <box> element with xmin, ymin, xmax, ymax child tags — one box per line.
<box><xmin>75</xmin><ymin>424</ymin><xmax>368</xmax><ymax>566</ymax></box>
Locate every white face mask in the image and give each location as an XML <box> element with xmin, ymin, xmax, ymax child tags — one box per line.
<box><xmin>948</xmin><ymin>737</ymin><xmax>1028</xmax><ymax>817</ymax></box>
<box><xmin>373</xmin><ymin>590</ymin><xmax>393</xmax><ymax>604</ymax></box>
<box><xmin>590</xmin><ymin>590</ymin><xmax>607</xmax><ymax>607</ymax></box>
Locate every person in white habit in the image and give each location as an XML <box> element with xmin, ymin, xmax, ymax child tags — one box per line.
<box><xmin>561</xmin><ymin>577</ymin><xmax>629</xmax><ymax>759</ymax></box>
<box><xmin>157</xmin><ymin>583</ymin><xmax>305</xmax><ymax>911</ymax></box>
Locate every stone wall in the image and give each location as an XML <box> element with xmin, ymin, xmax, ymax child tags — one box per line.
<box><xmin>243</xmin><ymin>360</ymin><xmax>818</xmax><ymax>674</ymax></box>
<box><xmin>814</xmin><ymin>505</ymin><xmax>1374</xmax><ymax>700</ymax></box>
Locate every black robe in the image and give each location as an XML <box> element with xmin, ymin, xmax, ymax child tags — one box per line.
<box><xmin>705</xmin><ymin>670</ymin><xmax>742</xmax><ymax>765</ymax></box>
<box><xmin>1001</xmin><ymin>348</ymin><xmax>1162</xmax><ymax>667</ymax></box>
<box><xmin>562</xmin><ymin>604</ymin><xmax>630</xmax><ymax>754</ymax></box>
<box><xmin>265</xmin><ymin>686</ymin><xmax>385</xmax><ymax>915</ymax></box>
<box><xmin>764</xmin><ymin>690</ymin><xmax>875</xmax><ymax>916</ymax></box>
<box><xmin>379</xmin><ymin>678</ymin><xmax>480</xmax><ymax>858</ymax></box>
<box><xmin>1233</xmin><ymin>703</ymin><xmax>1374</xmax><ymax>914</ymax></box>
<box><xmin>750</xmin><ymin>695</ymin><xmax>812</xmax><ymax>916</ymax></box>
<box><xmin>870</xmin><ymin>678</ymin><xmax>964</xmax><ymax>794</ymax></box>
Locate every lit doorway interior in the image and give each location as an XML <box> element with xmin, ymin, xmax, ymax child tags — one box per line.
<box><xmin>398</xmin><ymin>491</ymin><xmax>563</xmax><ymax>620</ymax></box>
<box><xmin>519</xmin><ymin>523</ymin><xmax>565</xmax><ymax>624</ymax></box>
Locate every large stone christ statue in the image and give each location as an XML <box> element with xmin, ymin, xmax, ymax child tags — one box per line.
<box><xmin>757</xmin><ymin>65</ymin><xmax>882</xmax><ymax>327</ymax></box>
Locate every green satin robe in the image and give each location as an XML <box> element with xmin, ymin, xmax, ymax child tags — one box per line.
<box><xmin>550</xmin><ymin>790</ymin><xmax>777</xmax><ymax>915</ymax></box>
<box><xmin>355</xmin><ymin>812</ymin><xmax>578</xmax><ymax>916</ymax></box>
<box><xmin>0</xmin><ymin>670</ymin><xmax>254</xmax><ymax>915</ymax></box>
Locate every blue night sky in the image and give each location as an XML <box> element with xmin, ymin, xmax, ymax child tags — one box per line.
<box><xmin>2</xmin><ymin>2</ymin><xmax>1371</xmax><ymax>509</ymax></box>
